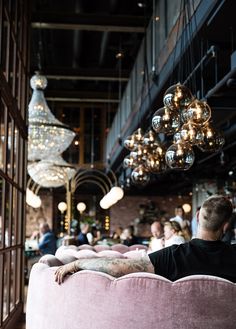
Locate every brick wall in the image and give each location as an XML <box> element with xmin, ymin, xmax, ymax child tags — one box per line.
<box><xmin>110</xmin><ymin>194</ymin><xmax>192</xmax><ymax>237</ymax></box>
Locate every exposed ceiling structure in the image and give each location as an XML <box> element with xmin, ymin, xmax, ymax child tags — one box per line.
<box><xmin>30</xmin><ymin>0</ymin><xmax>152</xmax><ymax>104</ymax></box>
<box><xmin>29</xmin><ymin>0</ymin><xmax>236</xmax><ymax>196</ymax></box>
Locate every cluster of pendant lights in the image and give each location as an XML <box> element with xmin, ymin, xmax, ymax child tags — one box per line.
<box><xmin>123</xmin><ymin>83</ymin><xmax>225</xmax><ymax>185</ymax></box>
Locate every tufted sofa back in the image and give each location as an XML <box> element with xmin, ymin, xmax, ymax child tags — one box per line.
<box><xmin>26</xmin><ymin>244</ymin><xmax>236</xmax><ymax>329</ymax></box>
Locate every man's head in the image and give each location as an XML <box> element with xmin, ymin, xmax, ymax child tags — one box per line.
<box><xmin>198</xmin><ymin>195</ymin><xmax>233</xmax><ymax>232</ymax></box>
<box><xmin>39</xmin><ymin>222</ymin><xmax>50</xmax><ymax>234</ymax></box>
<box><xmin>175</xmin><ymin>206</ymin><xmax>184</xmax><ymax>218</ymax></box>
<box><xmin>151</xmin><ymin>221</ymin><xmax>163</xmax><ymax>238</ymax></box>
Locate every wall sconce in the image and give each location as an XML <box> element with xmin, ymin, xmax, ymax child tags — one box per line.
<box><xmin>58</xmin><ymin>202</ymin><xmax>67</xmax><ymax>214</ymax></box>
<box><xmin>58</xmin><ymin>202</ymin><xmax>68</xmax><ymax>237</ymax></box>
<box><xmin>77</xmin><ymin>202</ymin><xmax>86</xmax><ymax>214</ymax></box>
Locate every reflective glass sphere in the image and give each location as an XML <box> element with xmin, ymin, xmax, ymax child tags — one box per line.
<box><xmin>165</xmin><ymin>142</ymin><xmax>195</xmax><ymax>170</ymax></box>
<box><xmin>143</xmin><ymin>130</ymin><xmax>162</xmax><ymax>152</ymax></box>
<box><xmin>177</xmin><ymin>123</ymin><xmax>204</xmax><ymax>145</ymax></box>
<box><xmin>123</xmin><ymin>155</ymin><xmax>136</xmax><ymax>168</ymax></box>
<box><xmin>129</xmin><ymin>144</ymin><xmax>147</xmax><ymax>165</ymax></box>
<box><xmin>152</xmin><ymin>106</ymin><xmax>181</xmax><ymax>135</ymax></box>
<box><xmin>145</xmin><ymin>153</ymin><xmax>166</xmax><ymax>173</ymax></box>
<box><xmin>131</xmin><ymin>165</ymin><xmax>150</xmax><ymax>185</ymax></box>
<box><xmin>152</xmin><ymin>145</ymin><xmax>165</xmax><ymax>157</ymax></box>
<box><xmin>197</xmin><ymin>123</ymin><xmax>225</xmax><ymax>152</ymax></box>
<box><xmin>132</xmin><ymin>128</ymin><xmax>144</xmax><ymax>143</ymax></box>
<box><xmin>123</xmin><ymin>135</ymin><xmax>136</xmax><ymax>151</ymax></box>
<box><xmin>143</xmin><ymin>130</ymin><xmax>156</xmax><ymax>146</ymax></box>
<box><xmin>173</xmin><ymin>131</ymin><xmax>182</xmax><ymax>143</ymax></box>
<box><xmin>163</xmin><ymin>83</ymin><xmax>193</xmax><ymax>111</ymax></box>
<box><xmin>182</xmin><ymin>99</ymin><xmax>211</xmax><ymax>125</ymax></box>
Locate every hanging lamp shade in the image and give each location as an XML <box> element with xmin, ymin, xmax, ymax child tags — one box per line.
<box><xmin>132</xmin><ymin>128</ymin><xmax>144</xmax><ymax>143</ymax></box>
<box><xmin>145</xmin><ymin>152</ymin><xmax>166</xmax><ymax>173</ymax></box>
<box><xmin>129</xmin><ymin>146</ymin><xmax>146</xmax><ymax>166</ymax></box>
<box><xmin>28</xmin><ymin>73</ymin><xmax>76</xmax><ymax>161</ymax></box>
<box><xmin>131</xmin><ymin>165</ymin><xmax>150</xmax><ymax>185</ymax></box>
<box><xmin>109</xmin><ymin>186</ymin><xmax>124</xmax><ymax>201</ymax></box>
<box><xmin>123</xmin><ymin>154</ymin><xmax>137</xmax><ymax>169</ymax></box>
<box><xmin>123</xmin><ymin>135</ymin><xmax>137</xmax><ymax>151</ymax></box>
<box><xmin>176</xmin><ymin>122</ymin><xmax>204</xmax><ymax>145</ymax></box>
<box><xmin>165</xmin><ymin>141</ymin><xmax>195</xmax><ymax>170</ymax></box>
<box><xmin>27</xmin><ymin>155</ymin><xmax>76</xmax><ymax>188</ymax></box>
<box><xmin>197</xmin><ymin>123</ymin><xmax>225</xmax><ymax>152</ymax></box>
<box><xmin>26</xmin><ymin>188</ymin><xmax>42</xmax><ymax>208</ymax></box>
<box><xmin>182</xmin><ymin>99</ymin><xmax>211</xmax><ymax>125</ymax></box>
<box><xmin>143</xmin><ymin>130</ymin><xmax>161</xmax><ymax>151</ymax></box>
<box><xmin>152</xmin><ymin>106</ymin><xmax>181</xmax><ymax>135</ymax></box>
<box><xmin>163</xmin><ymin>83</ymin><xmax>193</xmax><ymax>111</ymax></box>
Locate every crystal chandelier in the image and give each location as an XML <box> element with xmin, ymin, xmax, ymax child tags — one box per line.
<box><xmin>27</xmin><ymin>155</ymin><xmax>76</xmax><ymax>188</ymax></box>
<box><xmin>28</xmin><ymin>72</ymin><xmax>76</xmax><ymax>161</ymax></box>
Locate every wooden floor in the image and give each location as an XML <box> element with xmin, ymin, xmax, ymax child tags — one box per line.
<box><xmin>14</xmin><ymin>317</ymin><xmax>26</xmax><ymax>329</ymax></box>
<box><xmin>14</xmin><ymin>285</ymin><xmax>27</xmax><ymax>329</ymax></box>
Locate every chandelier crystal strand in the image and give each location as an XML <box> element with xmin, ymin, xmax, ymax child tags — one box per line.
<box><xmin>28</xmin><ymin>73</ymin><xmax>76</xmax><ymax>161</ymax></box>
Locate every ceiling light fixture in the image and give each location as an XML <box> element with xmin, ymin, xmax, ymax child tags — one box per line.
<box><xmin>28</xmin><ymin>72</ymin><xmax>76</xmax><ymax>161</ymax></box>
<box><xmin>28</xmin><ymin>155</ymin><xmax>76</xmax><ymax>188</ymax></box>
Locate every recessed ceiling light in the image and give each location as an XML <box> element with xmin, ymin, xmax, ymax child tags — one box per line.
<box><xmin>115</xmin><ymin>52</ymin><xmax>124</xmax><ymax>59</ymax></box>
<box><xmin>137</xmin><ymin>2</ymin><xmax>146</xmax><ymax>8</ymax></box>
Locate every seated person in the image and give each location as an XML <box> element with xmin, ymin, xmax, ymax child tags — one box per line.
<box><xmin>164</xmin><ymin>221</ymin><xmax>185</xmax><ymax>247</ymax></box>
<box><xmin>87</xmin><ymin>226</ymin><xmax>101</xmax><ymax>245</ymax></box>
<box><xmin>111</xmin><ymin>226</ymin><xmax>123</xmax><ymax>242</ymax></box>
<box><xmin>38</xmin><ymin>222</ymin><xmax>57</xmax><ymax>255</ymax></box>
<box><xmin>55</xmin><ymin>195</ymin><xmax>236</xmax><ymax>284</ymax></box>
<box><xmin>170</xmin><ymin>205</ymin><xmax>189</xmax><ymax>229</ymax></box>
<box><xmin>149</xmin><ymin>221</ymin><xmax>164</xmax><ymax>252</ymax></box>
<box><xmin>77</xmin><ymin>222</ymin><xmax>90</xmax><ymax>246</ymax></box>
<box><xmin>120</xmin><ymin>226</ymin><xmax>138</xmax><ymax>246</ymax></box>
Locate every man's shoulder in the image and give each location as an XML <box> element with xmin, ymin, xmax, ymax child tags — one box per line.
<box><xmin>149</xmin><ymin>242</ymin><xmax>186</xmax><ymax>257</ymax></box>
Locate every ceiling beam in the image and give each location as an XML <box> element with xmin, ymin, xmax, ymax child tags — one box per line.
<box><xmin>46</xmin><ymin>74</ymin><xmax>128</xmax><ymax>82</ymax></box>
<box><xmin>31</xmin><ymin>67</ymin><xmax>129</xmax><ymax>82</ymax></box>
<box><xmin>31</xmin><ymin>13</ymin><xmax>146</xmax><ymax>33</ymax></box>
<box><xmin>45</xmin><ymin>90</ymin><xmax>119</xmax><ymax>103</ymax></box>
<box><xmin>46</xmin><ymin>97</ymin><xmax>119</xmax><ymax>103</ymax></box>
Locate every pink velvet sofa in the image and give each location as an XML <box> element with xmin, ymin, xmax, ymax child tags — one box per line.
<box><xmin>26</xmin><ymin>245</ymin><xmax>236</xmax><ymax>329</ymax></box>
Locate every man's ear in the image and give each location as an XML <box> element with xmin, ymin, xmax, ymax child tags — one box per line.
<box><xmin>196</xmin><ymin>210</ymin><xmax>200</xmax><ymax>223</ymax></box>
<box><xmin>222</xmin><ymin>221</ymin><xmax>229</xmax><ymax>233</ymax></box>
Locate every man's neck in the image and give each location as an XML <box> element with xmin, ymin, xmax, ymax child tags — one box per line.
<box><xmin>196</xmin><ymin>229</ymin><xmax>221</xmax><ymax>241</ymax></box>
